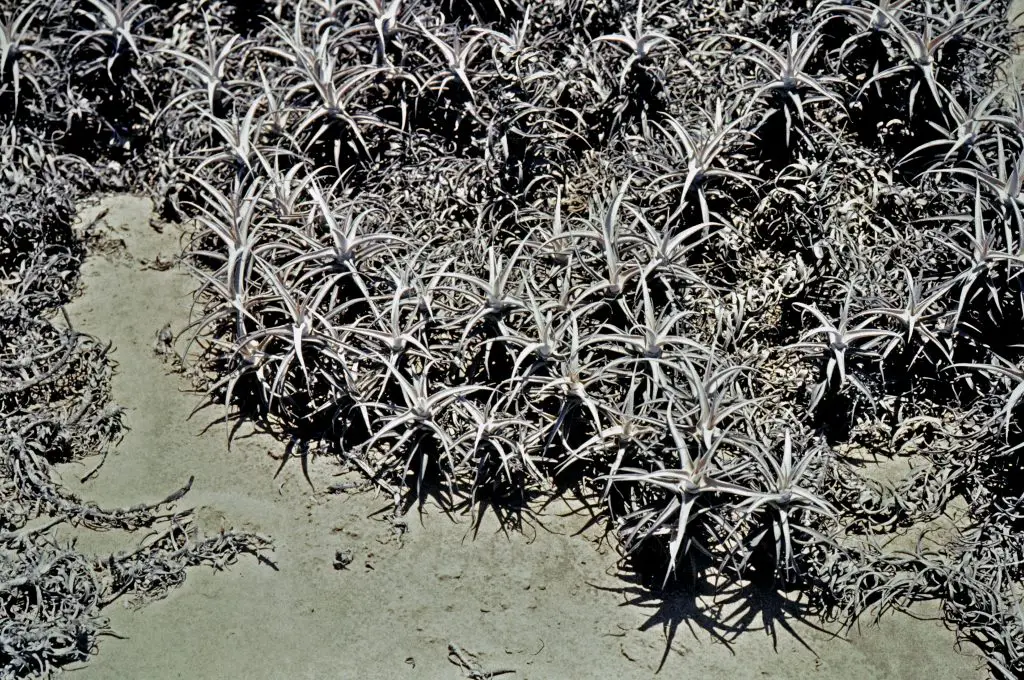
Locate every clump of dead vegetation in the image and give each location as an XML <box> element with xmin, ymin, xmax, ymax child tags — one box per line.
<box><xmin>4</xmin><ymin>0</ymin><xmax>1024</xmax><ymax>677</ymax></box>
<box><xmin>0</xmin><ymin>177</ymin><xmax>271</xmax><ymax>677</ymax></box>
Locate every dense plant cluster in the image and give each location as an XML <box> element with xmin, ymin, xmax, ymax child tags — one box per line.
<box><xmin>3</xmin><ymin>0</ymin><xmax>1024</xmax><ymax>676</ymax></box>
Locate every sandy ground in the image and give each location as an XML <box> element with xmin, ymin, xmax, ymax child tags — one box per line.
<box><xmin>40</xmin><ymin>194</ymin><xmax>990</xmax><ymax>680</ymax></box>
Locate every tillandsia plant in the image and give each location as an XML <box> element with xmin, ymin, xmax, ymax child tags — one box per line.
<box><xmin>541</xmin><ymin>174</ymin><xmax>643</xmax><ymax>303</ymax></box>
<box><xmin>721</xmin><ymin>429</ymin><xmax>837</xmax><ymax>582</ymax></box>
<box><xmin>68</xmin><ymin>0</ymin><xmax>155</xmax><ymax>80</ymax></box>
<box><xmin>353</xmin><ymin>359</ymin><xmax>485</xmax><ymax>502</ymax></box>
<box><xmin>646</xmin><ymin>100</ymin><xmax>758</xmax><ymax>224</ymax></box>
<box><xmin>335</xmin><ymin>0</ymin><xmax>410</xmax><ymax>68</ymax></box>
<box><xmin>725</xmin><ymin>28</ymin><xmax>846</xmax><ymax>150</ymax></box>
<box><xmin>0</xmin><ymin>0</ymin><xmax>57</xmax><ymax>116</ymax></box>
<box><xmin>786</xmin><ymin>286</ymin><xmax>898</xmax><ymax>413</ymax></box>
<box><xmin>853</xmin><ymin>11</ymin><xmax>960</xmax><ymax>117</ymax></box>
<box><xmin>896</xmin><ymin>87</ymin><xmax>1006</xmax><ymax>171</ymax></box>
<box><xmin>590</xmin><ymin>0</ymin><xmax>686</xmax><ymax>124</ymax></box>
<box><xmin>603</xmin><ymin>395</ymin><xmax>761</xmax><ymax>588</ymax></box>
<box><xmin>157</xmin><ymin>13</ymin><xmax>250</xmax><ymax>118</ymax></box>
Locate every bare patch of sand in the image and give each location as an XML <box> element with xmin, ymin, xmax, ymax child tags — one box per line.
<box><xmin>54</xmin><ymin>195</ymin><xmax>986</xmax><ymax>679</ymax></box>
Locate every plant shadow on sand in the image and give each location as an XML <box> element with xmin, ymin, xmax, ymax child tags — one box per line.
<box><xmin>589</xmin><ymin>546</ymin><xmax>849</xmax><ymax>672</ymax></box>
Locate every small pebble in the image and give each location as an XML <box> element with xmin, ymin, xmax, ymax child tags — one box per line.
<box><xmin>333</xmin><ymin>549</ymin><xmax>353</xmax><ymax>570</ymax></box>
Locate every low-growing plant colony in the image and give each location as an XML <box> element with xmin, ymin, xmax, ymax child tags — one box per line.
<box><xmin>3</xmin><ymin>0</ymin><xmax>1024</xmax><ymax>676</ymax></box>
